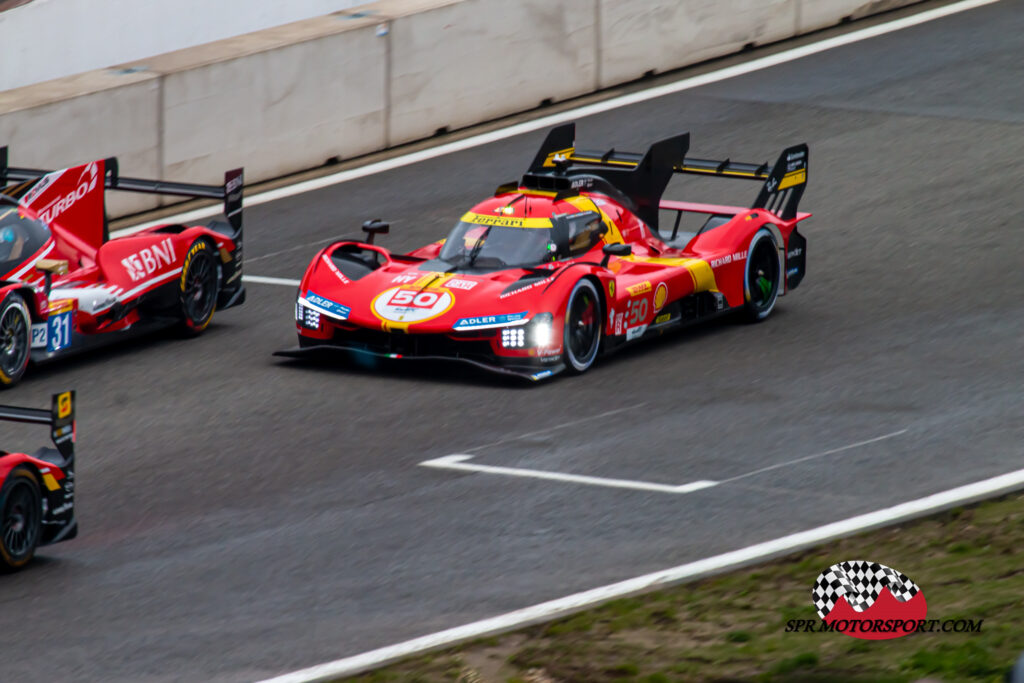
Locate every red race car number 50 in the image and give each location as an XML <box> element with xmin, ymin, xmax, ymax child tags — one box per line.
<box><xmin>373</xmin><ymin>286</ymin><xmax>454</xmax><ymax>323</ymax></box>
<box><xmin>387</xmin><ymin>290</ymin><xmax>441</xmax><ymax>308</ymax></box>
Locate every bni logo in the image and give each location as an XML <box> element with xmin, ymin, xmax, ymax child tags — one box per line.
<box><xmin>812</xmin><ymin>560</ymin><xmax>927</xmax><ymax>640</ymax></box>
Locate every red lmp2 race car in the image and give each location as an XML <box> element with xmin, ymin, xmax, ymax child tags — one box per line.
<box><xmin>0</xmin><ymin>148</ymin><xmax>245</xmax><ymax>387</ymax></box>
<box><xmin>0</xmin><ymin>390</ymin><xmax>75</xmax><ymax>571</ymax></box>
<box><xmin>278</xmin><ymin>123</ymin><xmax>809</xmax><ymax>380</ymax></box>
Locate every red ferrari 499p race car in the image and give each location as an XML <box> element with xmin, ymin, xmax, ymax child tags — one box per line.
<box><xmin>279</xmin><ymin>124</ymin><xmax>809</xmax><ymax>380</ymax></box>
<box><xmin>0</xmin><ymin>149</ymin><xmax>244</xmax><ymax>387</ymax></box>
<box><xmin>0</xmin><ymin>390</ymin><xmax>75</xmax><ymax>571</ymax></box>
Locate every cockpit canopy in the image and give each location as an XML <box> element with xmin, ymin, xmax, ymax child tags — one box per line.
<box><xmin>438</xmin><ymin>209</ymin><xmax>606</xmax><ymax>270</ymax></box>
<box><xmin>0</xmin><ymin>199</ymin><xmax>51</xmax><ymax>277</ymax></box>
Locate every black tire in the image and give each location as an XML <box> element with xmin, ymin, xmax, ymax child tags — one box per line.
<box><xmin>179</xmin><ymin>240</ymin><xmax>219</xmax><ymax>335</ymax></box>
<box><xmin>0</xmin><ymin>293</ymin><xmax>31</xmax><ymax>387</ymax></box>
<box><xmin>1</xmin><ymin>467</ymin><xmax>42</xmax><ymax>571</ymax></box>
<box><xmin>563</xmin><ymin>278</ymin><xmax>602</xmax><ymax>374</ymax></box>
<box><xmin>743</xmin><ymin>229</ymin><xmax>782</xmax><ymax>322</ymax></box>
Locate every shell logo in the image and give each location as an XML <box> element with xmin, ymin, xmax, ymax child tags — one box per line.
<box><xmin>653</xmin><ymin>282</ymin><xmax>668</xmax><ymax>312</ymax></box>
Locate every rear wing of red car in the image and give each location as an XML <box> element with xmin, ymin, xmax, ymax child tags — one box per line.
<box><xmin>0</xmin><ymin>147</ymin><xmax>242</xmax><ymax>248</ymax></box>
<box><xmin>0</xmin><ymin>390</ymin><xmax>75</xmax><ymax>459</ymax></box>
<box><xmin>523</xmin><ymin>123</ymin><xmax>808</xmax><ymax>225</ymax></box>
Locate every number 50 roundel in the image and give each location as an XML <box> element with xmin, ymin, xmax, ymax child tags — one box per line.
<box><xmin>372</xmin><ymin>287</ymin><xmax>454</xmax><ymax>323</ymax></box>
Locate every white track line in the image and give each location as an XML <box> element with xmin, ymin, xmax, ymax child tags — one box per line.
<box><xmin>720</xmin><ymin>429</ymin><xmax>908</xmax><ymax>483</ymax></box>
<box><xmin>257</xmin><ymin>466</ymin><xmax>1024</xmax><ymax>683</ymax></box>
<box><xmin>420</xmin><ymin>454</ymin><xmax>718</xmax><ymax>494</ymax></box>
<box><xmin>243</xmin><ymin>275</ymin><xmax>301</xmax><ymax>287</ymax></box>
<box><xmin>110</xmin><ymin>0</ymin><xmax>1000</xmax><ymax>241</ymax></box>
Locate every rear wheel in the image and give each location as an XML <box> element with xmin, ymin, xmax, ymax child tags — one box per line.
<box><xmin>563</xmin><ymin>279</ymin><xmax>602</xmax><ymax>374</ymax></box>
<box><xmin>179</xmin><ymin>240</ymin><xmax>218</xmax><ymax>335</ymax></box>
<box><xmin>743</xmin><ymin>229</ymin><xmax>781</xmax><ymax>322</ymax></box>
<box><xmin>0</xmin><ymin>293</ymin><xmax>31</xmax><ymax>387</ymax></box>
<box><xmin>1</xmin><ymin>467</ymin><xmax>42</xmax><ymax>571</ymax></box>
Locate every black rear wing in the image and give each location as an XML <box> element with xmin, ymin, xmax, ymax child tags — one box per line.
<box><xmin>0</xmin><ymin>147</ymin><xmax>243</xmax><ymax>239</ymax></box>
<box><xmin>0</xmin><ymin>391</ymin><xmax>75</xmax><ymax>459</ymax></box>
<box><xmin>524</xmin><ymin>124</ymin><xmax>808</xmax><ymax>222</ymax></box>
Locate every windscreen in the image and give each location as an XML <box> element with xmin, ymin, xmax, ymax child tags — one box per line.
<box><xmin>438</xmin><ymin>221</ymin><xmax>555</xmax><ymax>269</ymax></box>
<box><xmin>0</xmin><ymin>202</ymin><xmax>52</xmax><ymax>277</ymax></box>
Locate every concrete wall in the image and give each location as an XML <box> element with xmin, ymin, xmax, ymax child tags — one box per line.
<box><xmin>0</xmin><ymin>0</ymin><xmax>371</xmax><ymax>92</ymax></box>
<box><xmin>388</xmin><ymin>0</ymin><xmax>597</xmax><ymax>144</ymax></box>
<box><xmin>0</xmin><ymin>0</ymin><xmax>926</xmax><ymax>217</ymax></box>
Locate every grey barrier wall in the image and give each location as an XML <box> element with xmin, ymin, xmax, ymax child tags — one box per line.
<box><xmin>0</xmin><ymin>0</ymin><xmax>923</xmax><ymax>216</ymax></box>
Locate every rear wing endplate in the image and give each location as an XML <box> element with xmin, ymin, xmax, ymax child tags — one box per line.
<box><xmin>0</xmin><ymin>147</ymin><xmax>243</xmax><ymax>238</ymax></box>
<box><xmin>0</xmin><ymin>390</ymin><xmax>75</xmax><ymax>459</ymax></box>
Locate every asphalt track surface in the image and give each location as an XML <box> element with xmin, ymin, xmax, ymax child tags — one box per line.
<box><xmin>3</xmin><ymin>2</ymin><xmax>1023</xmax><ymax>681</ymax></box>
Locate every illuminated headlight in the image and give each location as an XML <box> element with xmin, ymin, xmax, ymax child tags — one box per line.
<box><xmin>528</xmin><ymin>313</ymin><xmax>554</xmax><ymax>347</ymax></box>
<box><xmin>501</xmin><ymin>327</ymin><xmax>526</xmax><ymax>348</ymax></box>
<box><xmin>296</xmin><ymin>301</ymin><xmax>321</xmax><ymax>329</ymax></box>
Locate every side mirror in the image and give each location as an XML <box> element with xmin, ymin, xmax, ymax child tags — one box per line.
<box><xmin>601</xmin><ymin>243</ymin><xmax>632</xmax><ymax>267</ymax></box>
<box><xmin>361</xmin><ymin>219</ymin><xmax>390</xmax><ymax>245</ymax></box>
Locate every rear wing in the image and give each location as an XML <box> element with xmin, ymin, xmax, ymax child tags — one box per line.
<box><xmin>524</xmin><ymin>123</ymin><xmax>808</xmax><ymax>223</ymax></box>
<box><xmin>0</xmin><ymin>390</ymin><xmax>75</xmax><ymax>459</ymax></box>
<box><xmin>0</xmin><ymin>147</ymin><xmax>243</xmax><ymax>241</ymax></box>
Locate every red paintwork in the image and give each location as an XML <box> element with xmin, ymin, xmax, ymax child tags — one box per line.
<box><xmin>1</xmin><ymin>160</ymin><xmax>239</xmax><ymax>352</ymax></box>
<box><xmin>296</xmin><ymin>183</ymin><xmax>809</xmax><ymax>370</ymax></box>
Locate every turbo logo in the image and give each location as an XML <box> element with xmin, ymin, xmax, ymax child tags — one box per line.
<box><xmin>810</xmin><ymin>561</ymin><xmax>927</xmax><ymax>640</ymax></box>
<box><xmin>37</xmin><ymin>162</ymin><xmax>100</xmax><ymax>225</ymax></box>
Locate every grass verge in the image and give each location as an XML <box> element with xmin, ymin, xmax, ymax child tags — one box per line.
<box><xmin>343</xmin><ymin>491</ymin><xmax>1024</xmax><ymax>682</ymax></box>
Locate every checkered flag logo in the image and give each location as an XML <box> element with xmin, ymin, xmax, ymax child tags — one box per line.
<box><xmin>812</xmin><ymin>560</ymin><xmax>920</xmax><ymax>619</ymax></box>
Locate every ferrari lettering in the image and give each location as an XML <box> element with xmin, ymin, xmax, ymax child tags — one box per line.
<box><xmin>122</xmin><ymin>238</ymin><xmax>175</xmax><ymax>282</ymax></box>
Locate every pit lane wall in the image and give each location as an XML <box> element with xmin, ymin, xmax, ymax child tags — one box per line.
<box><xmin>0</xmin><ymin>0</ymin><xmax>922</xmax><ymax>216</ymax></box>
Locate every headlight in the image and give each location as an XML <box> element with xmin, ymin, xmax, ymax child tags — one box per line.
<box><xmin>501</xmin><ymin>326</ymin><xmax>525</xmax><ymax>348</ymax></box>
<box><xmin>528</xmin><ymin>313</ymin><xmax>554</xmax><ymax>347</ymax></box>
<box><xmin>296</xmin><ymin>301</ymin><xmax>321</xmax><ymax>329</ymax></box>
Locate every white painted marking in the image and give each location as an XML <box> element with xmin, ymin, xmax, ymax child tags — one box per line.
<box><xmin>243</xmin><ymin>275</ymin><xmax>301</xmax><ymax>287</ymax></box>
<box><xmin>720</xmin><ymin>429</ymin><xmax>908</xmax><ymax>483</ymax></box>
<box><xmin>420</xmin><ymin>454</ymin><xmax>718</xmax><ymax>494</ymax></box>
<box><xmin>256</xmin><ymin>465</ymin><xmax>1024</xmax><ymax>683</ymax></box>
<box><xmin>110</xmin><ymin>0</ymin><xmax>1001</xmax><ymax>241</ymax></box>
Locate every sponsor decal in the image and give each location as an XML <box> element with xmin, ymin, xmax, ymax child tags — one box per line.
<box><xmin>787</xmin><ymin>267</ymin><xmax>800</xmax><ymax>277</ymax></box>
<box><xmin>653</xmin><ymin>282</ymin><xmax>668</xmax><ymax>312</ymax></box>
<box><xmin>302</xmin><ymin>292</ymin><xmax>351</xmax><ymax>320</ymax></box>
<box><xmin>392</xmin><ymin>274</ymin><xmax>417</xmax><ymax>284</ymax></box>
<box><xmin>626</xmin><ymin>324</ymin><xmax>647</xmax><ymax>341</ymax></box>
<box><xmin>608</xmin><ymin>307</ymin><xmax>615</xmax><ymax>329</ymax></box>
<box><xmin>321</xmin><ymin>254</ymin><xmax>350</xmax><ymax>283</ymax></box>
<box><xmin>654</xmin><ymin>313</ymin><xmax>671</xmax><ymax>324</ymax></box>
<box><xmin>57</xmin><ymin>392</ymin><xmax>72</xmax><ymax>420</ymax></box>
<box><xmin>788</xmin><ymin>247</ymin><xmax>803</xmax><ymax>258</ymax></box>
<box><xmin>373</xmin><ymin>286</ymin><xmax>454</xmax><ymax>324</ymax></box>
<box><xmin>31</xmin><ymin>323</ymin><xmax>47</xmax><ymax>349</ymax></box>
<box><xmin>445</xmin><ymin>278</ymin><xmax>478</xmax><ymax>291</ymax></box>
<box><xmin>626</xmin><ymin>281</ymin><xmax>652</xmax><ymax>296</ymax></box>
<box><xmin>809</xmin><ymin>561</ymin><xmax>928</xmax><ymax>640</ymax></box>
<box><xmin>499</xmin><ymin>276</ymin><xmax>554</xmax><ymax>299</ymax></box>
<box><xmin>122</xmin><ymin>237</ymin><xmax>175</xmax><ymax>282</ymax></box>
<box><xmin>614</xmin><ymin>312</ymin><xmax>623</xmax><ymax>336</ymax></box>
<box><xmin>710</xmin><ymin>250</ymin><xmax>748</xmax><ymax>269</ymax></box>
<box><xmin>453</xmin><ymin>311</ymin><xmax>529</xmax><ymax>330</ymax></box>
<box><xmin>28</xmin><ymin>163</ymin><xmax>100</xmax><ymax>226</ymax></box>
<box><xmin>608</xmin><ymin>281</ymin><xmax>615</xmax><ymax>297</ymax></box>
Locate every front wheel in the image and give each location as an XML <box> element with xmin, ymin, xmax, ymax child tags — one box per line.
<box><xmin>743</xmin><ymin>229</ymin><xmax>782</xmax><ymax>322</ymax></box>
<box><xmin>1</xmin><ymin>467</ymin><xmax>42</xmax><ymax>571</ymax></box>
<box><xmin>0</xmin><ymin>293</ymin><xmax>31</xmax><ymax>387</ymax></box>
<box><xmin>563</xmin><ymin>279</ymin><xmax>602</xmax><ymax>374</ymax></box>
<box><xmin>179</xmin><ymin>240</ymin><xmax>219</xmax><ymax>335</ymax></box>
